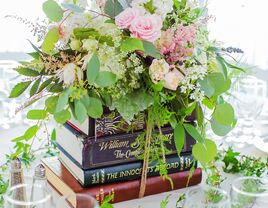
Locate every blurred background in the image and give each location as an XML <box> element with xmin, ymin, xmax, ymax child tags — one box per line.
<box><xmin>0</xmin><ymin>0</ymin><xmax>268</xmax><ymax>158</ymax></box>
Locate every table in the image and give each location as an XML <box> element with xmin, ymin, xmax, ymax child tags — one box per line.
<box><xmin>1</xmin><ymin>113</ymin><xmax>268</xmax><ymax>208</ymax></box>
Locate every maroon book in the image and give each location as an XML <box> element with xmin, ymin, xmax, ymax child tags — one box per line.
<box><xmin>42</xmin><ymin>157</ymin><xmax>202</xmax><ymax>205</ymax></box>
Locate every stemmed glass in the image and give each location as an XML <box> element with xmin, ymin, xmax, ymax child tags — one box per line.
<box><xmin>226</xmin><ymin>75</ymin><xmax>267</xmax><ymax>145</ymax></box>
<box><xmin>4</xmin><ymin>183</ymin><xmax>52</xmax><ymax>207</ymax></box>
<box><xmin>231</xmin><ymin>176</ymin><xmax>268</xmax><ymax>208</ymax></box>
<box><xmin>56</xmin><ymin>194</ymin><xmax>100</xmax><ymax>208</ymax></box>
<box><xmin>184</xmin><ymin>186</ymin><xmax>231</xmax><ymax>208</ymax></box>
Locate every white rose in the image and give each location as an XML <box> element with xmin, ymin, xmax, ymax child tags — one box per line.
<box><xmin>149</xmin><ymin>59</ymin><xmax>169</xmax><ymax>83</ymax></box>
<box><xmin>164</xmin><ymin>69</ymin><xmax>184</xmax><ymax>91</ymax></box>
<box><xmin>82</xmin><ymin>39</ymin><xmax>98</xmax><ymax>52</ymax></box>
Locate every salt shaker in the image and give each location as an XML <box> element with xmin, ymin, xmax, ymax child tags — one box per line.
<box><xmin>32</xmin><ymin>164</ymin><xmax>47</xmax><ymax>187</ymax></box>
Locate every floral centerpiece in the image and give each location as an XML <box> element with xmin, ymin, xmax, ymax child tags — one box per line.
<box><xmin>9</xmin><ymin>0</ymin><xmax>243</xmax><ymax>197</ymax></box>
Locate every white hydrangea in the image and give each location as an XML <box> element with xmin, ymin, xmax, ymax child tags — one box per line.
<box><xmin>131</xmin><ymin>0</ymin><xmax>173</xmax><ymax>20</ymax></box>
<box><xmin>98</xmin><ymin>43</ymin><xmax>127</xmax><ymax>78</ymax></box>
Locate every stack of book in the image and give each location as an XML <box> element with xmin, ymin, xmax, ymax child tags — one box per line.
<box><xmin>42</xmin><ymin>112</ymin><xmax>202</xmax><ymax>204</ymax></box>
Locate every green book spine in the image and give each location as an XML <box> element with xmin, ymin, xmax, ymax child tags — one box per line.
<box><xmin>60</xmin><ymin>149</ymin><xmax>195</xmax><ymax>187</ymax></box>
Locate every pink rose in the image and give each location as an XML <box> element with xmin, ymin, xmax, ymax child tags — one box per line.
<box><xmin>115</xmin><ymin>8</ymin><xmax>141</xmax><ymax>29</ymax></box>
<box><xmin>164</xmin><ymin>69</ymin><xmax>184</xmax><ymax>91</ymax></box>
<box><xmin>130</xmin><ymin>15</ymin><xmax>162</xmax><ymax>42</ymax></box>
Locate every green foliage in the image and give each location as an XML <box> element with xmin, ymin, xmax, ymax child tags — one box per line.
<box><xmin>16</xmin><ymin>67</ymin><xmax>40</xmax><ymax>77</ymax></box>
<box><xmin>100</xmin><ymin>194</ymin><xmax>114</xmax><ymax>208</ymax></box>
<box><xmin>160</xmin><ymin>194</ymin><xmax>171</xmax><ymax>208</ymax></box>
<box><xmin>30</xmin><ymin>78</ymin><xmax>41</xmax><ymax>97</ymax></box>
<box><xmin>75</xmin><ymin>100</ymin><xmax>88</xmax><ymax>123</ymax></box>
<box><xmin>104</xmin><ymin>0</ymin><xmax>123</xmax><ymax>18</ymax></box>
<box><xmin>216</xmin><ymin>56</ymin><xmax>228</xmax><ymax>79</ymax></box>
<box><xmin>120</xmin><ymin>38</ymin><xmax>144</xmax><ymax>53</ymax></box>
<box><xmin>42</xmin><ymin>27</ymin><xmax>60</xmax><ymax>53</ymax></box>
<box><xmin>87</xmin><ymin>53</ymin><xmax>100</xmax><ymax>85</ymax></box>
<box><xmin>183</xmin><ymin>123</ymin><xmax>204</xmax><ymax>143</ymax></box>
<box><xmin>56</xmin><ymin>89</ymin><xmax>70</xmax><ymax>113</ymax></box>
<box><xmin>174</xmin><ymin>124</ymin><xmax>185</xmax><ymax>156</ymax></box>
<box><xmin>87</xmin><ymin>97</ymin><xmax>103</xmax><ymax>118</ymax></box>
<box><xmin>27</xmin><ymin>109</ymin><xmax>47</xmax><ymax>120</ymax></box>
<box><xmin>213</xmin><ymin>103</ymin><xmax>235</xmax><ymax>126</ymax></box>
<box><xmin>95</xmin><ymin>71</ymin><xmax>117</xmax><ymax>87</ymax></box>
<box><xmin>12</xmin><ymin>125</ymin><xmax>39</xmax><ymax>142</ymax></box>
<box><xmin>144</xmin><ymin>0</ymin><xmax>156</xmax><ymax>14</ymax></box>
<box><xmin>73</xmin><ymin>28</ymin><xmax>99</xmax><ymax>40</ymax></box>
<box><xmin>45</xmin><ymin>96</ymin><xmax>59</xmax><ymax>114</ymax></box>
<box><xmin>54</xmin><ymin>109</ymin><xmax>71</xmax><ymax>123</ymax></box>
<box><xmin>199</xmin><ymin>73</ymin><xmax>231</xmax><ymax>98</ymax></box>
<box><xmin>219</xmin><ymin>147</ymin><xmax>268</xmax><ymax>177</ymax></box>
<box><xmin>211</xmin><ymin>118</ymin><xmax>232</xmax><ymax>137</ymax></box>
<box><xmin>61</xmin><ymin>3</ymin><xmax>84</xmax><ymax>13</ymax></box>
<box><xmin>9</xmin><ymin>81</ymin><xmax>32</xmax><ymax>98</ymax></box>
<box><xmin>142</xmin><ymin>40</ymin><xmax>161</xmax><ymax>59</ymax></box>
<box><xmin>38</xmin><ymin>78</ymin><xmax>54</xmax><ymax>93</ymax></box>
<box><xmin>42</xmin><ymin>0</ymin><xmax>63</xmax><ymax>22</ymax></box>
<box><xmin>112</xmin><ymin>91</ymin><xmax>154</xmax><ymax>123</ymax></box>
<box><xmin>192</xmin><ymin>139</ymin><xmax>217</xmax><ymax>165</ymax></box>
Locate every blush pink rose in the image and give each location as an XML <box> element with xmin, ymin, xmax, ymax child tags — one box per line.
<box><xmin>130</xmin><ymin>15</ymin><xmax>162</xmax><ymax>42</ymax></box>
<box><xmin>115</xmin><ymin>8</ymin><xmax>141</xmax><ymax>29</ymax></box>
<box><xmin>164</xmin><ymin>69</ymin><xmax>184</xmax><ymax>91</ymax></box>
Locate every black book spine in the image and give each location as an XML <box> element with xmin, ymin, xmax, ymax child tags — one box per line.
<box><xmin>62</xmin><ymin>122</ymin><xmax>195</xmax><ymax>169</ymax></box>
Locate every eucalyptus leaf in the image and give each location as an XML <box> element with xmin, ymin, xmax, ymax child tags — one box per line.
<box><xmin>95</xmin><ymin>71</ymin><xmax>117</xmax><ymax>87</ymax></box>
<box><xmin>56</xmin><ymin>89</ymin><xmax>70</xmax><ymax>113</ymax></box>
<box><xmin>42</xmin><ymin>0</ymin><xmax>63</xmax><ymax>22</ymax></box>
<box><xmin>27</xmin><ymin>109</ymin><xmax>47</xmax><ymax>120</ymax></box>
<box><xmin>9</xmin><ymin>81</ymin><xmax>32</xmax><ymax>98</ymax></box>
<box><xmin>143</xmin><ymin>41</ymin><xmax>161</xmax><ymax>58</ymax></box>
<box><xmin>61</xmin><ymin>3</ymin><xmax>84</xmax><ymax>12</ymax></box>
<box><xmin>86</xmin><ymin>97</ymin><xmax>103</xmax><ymax>118</ymax></box>
<box><xmin>213</xmin><ymin>103</ymin><xmax>235</xmax><ymax>126</ymax></box>
<box><xmin>121</xmin><ymin>38</ymin><xmax>144</xmax><ymax>53</ymax></box>
<box><xmin>174</xmin><ymin>124</ymin><xmax>185</xmax><ymax>156</ymax></box>
<box><xmin>104</xmin><ymin>0</ymin><xmax>123</xmax><ymax>18</ymax></box>
<box><xmin>75</xmin><ymin>100</ymin><xmax>88</xmax><ymax>123</ymax></box>
<box><xmin>192</xmin><ymin>139</ymin><xmax>217</xmax><ymax>165</ymax></box>
<box><xmin>54</xmin><ymin>109</ymin><xmax>71</xmax><ymax>124</ymax></box>
<box><xmin>45</xmin><ymin>96</ymin><xmax>59</xmax><ymax>114</ymax></box>
<box><xmin>87</xmin><ymin>53</ymin><xmax>100</xmax><ymax>85</ymax></box>
<box><xmin>211</xmin><ymin>118</ymin><xmax>232</xmax><ymax>136</ymax></box>
<box><xmin>42</xmin><ymin>27</ymin><xmax>60</xmax><ymax>53</ymax></box>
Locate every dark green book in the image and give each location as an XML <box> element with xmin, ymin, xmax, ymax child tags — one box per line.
<box><xmin>58</xmin><ymin>144</ymin><xmax>195</xmax><ymax>187</ymax></box>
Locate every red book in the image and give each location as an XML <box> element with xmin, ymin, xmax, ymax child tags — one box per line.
<box><xmin>42</xmin><ymin>157</ymin><xmax>202</xmax><ymax>205</ymax></box>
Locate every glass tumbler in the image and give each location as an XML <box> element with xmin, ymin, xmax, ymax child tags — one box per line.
<box><xmin>56</xmin><ymin>194</ymin><xmax>99</xmax><ymax>208</ymax></box>
<box><xmin>231</xmin><ymin>176</ymin><xmax>268</xmax><ymax>208</ymax></box>
<box><xmin>4</xmin><ymin>183</ymin><xmax>52</xmax><ymax>208</ymax></box>
<box><xmin>184</xmin><ymin>186</ymin><xmax>231</xmax><ymax>208</ymax></box>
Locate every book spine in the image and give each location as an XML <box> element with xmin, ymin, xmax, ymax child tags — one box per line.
<box><xmin>76</xmin><ymin>154</ymin><xmax>194</xmax><ymax>187</ymax></box>
<box><xmin>85</xmin><ymin>168</ymin><xmax>202</xmax><ymax>204</ymax></box>
<box><xmin>61</xmin><ymin>122</ymin><xmax>195</xmax><ymax>169</ymax></box>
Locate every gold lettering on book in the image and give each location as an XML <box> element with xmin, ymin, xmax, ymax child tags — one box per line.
<box><xmin>92</xmin><ymin>172</ymin><xmax>100</xmax><ymax>184</ymax></box>
<box><xmin>114</xmin><ymin>149</ymin><xmax>134</xmax><ymax>159</ymax></box>
<box><xmin>107</xmin><ymin>172</ymin><xmax>118</xmax><ymax>180</ymax></box>
<box><xmin>180</xmin><ymin>157</ymin><xmax>185</xmax><ymax>171</ymax></box>
<box><xmin>99</xmin><ymin>140</ymin><xmax>130</xmax><ymax>151</ymax></box>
